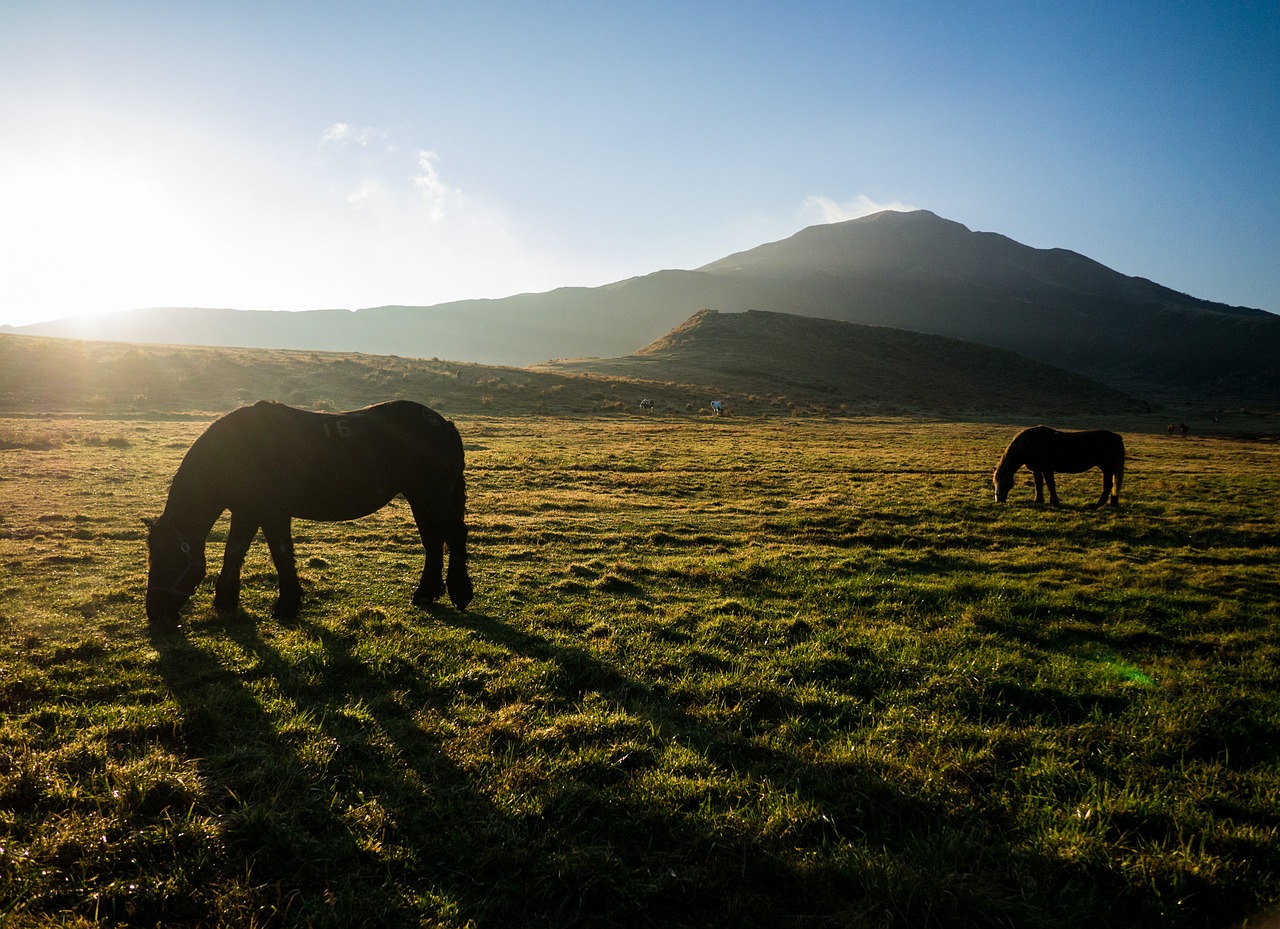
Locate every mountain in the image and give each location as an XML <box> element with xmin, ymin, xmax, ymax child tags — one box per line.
<box><xmin>1</xmin><ymin>278</ymin><xmax>725</xmax><ymax>367</ymax></box>
<box><xmin>538</xmin><ymin>309</ymin><xmax>1141</xmax><ymax>416</ymax></box>
<box><xmin>8</xmin><ymin>210</ymin><xmax>1277</xmax><ymax>404</ymax></box>
<box><xmin>692</xmin><ymin>211</ymin><xmax>1280</xmax><ymax>402</ymax></box>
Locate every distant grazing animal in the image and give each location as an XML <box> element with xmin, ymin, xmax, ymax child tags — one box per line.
<box><xmin>145</xmin><ymin>400</ymin><xmax>473</xmax><ymax>626</ymax></box>
<box><xmin>992</xmin><ymin>425</ymin><xmax>1125</xmax><ymax>508</ymax></box>
<box><xmin>1179</xmin><ymin>422</ymin><xmax>1189</xmax><ymax>438</ymax></box>
<box><xmin>639</xmin><ymin>398</ymin><xmax>655</xmax><ymax>411</ymax></box>
<box><xmin>711</xmin><ymin>400</ymin><xmax>725</xmax><ymax>416</ymax></box>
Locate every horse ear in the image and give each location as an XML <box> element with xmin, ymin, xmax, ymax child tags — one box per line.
<box><xmin>142</xmin><ymin>517</ymin><xmax>156</xmax><ymax>530</ymax></box>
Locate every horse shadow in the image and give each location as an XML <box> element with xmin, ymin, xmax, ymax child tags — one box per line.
<box><xmin>148</xmin><ymin>613</ymin><xmax>509</xmax><ymax>926</ymax></box>
<box><xmin>432</xmin><ymin>609</ymin><xmax>1147</xmax><ymax>926</ymax></box>
<box><xmin>144</xmin><ymin>595</ymin><xmax>1194</xmax><ymax>926</ymax></box>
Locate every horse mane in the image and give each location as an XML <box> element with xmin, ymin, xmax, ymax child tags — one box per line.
<box><xmin>994</xmin><ymin>428</ymin><xmax>1031</xmax><ymax>478</ymax></box>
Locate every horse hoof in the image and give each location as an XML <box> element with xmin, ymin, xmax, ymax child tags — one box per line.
<box><xmin>447</xmin><ymin>577</ymin><xmax>474</xmax><ymax>611</ymax></box>
<box><xmin>412</xmin><ymin>587</ymin><xmax>441</xmax><ymax>609</ymax></box>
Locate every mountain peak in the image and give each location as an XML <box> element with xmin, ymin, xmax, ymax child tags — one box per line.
<box><xmin>697</xmin><ymin>209</ymin><xmax>983</xmax><ymax>277</ymax></box>
<box><xmin>699</xmin><ymin>208</ymin><xmax>1142</xmax><ymax>297</ymax></box>
<box><xmin>845</xmin><ymin>208</ymin><xmax>952</xmax><ymax>226</ymax></box>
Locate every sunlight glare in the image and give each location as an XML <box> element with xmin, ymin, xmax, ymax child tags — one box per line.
<box><xmin>0</xmin><ymin>146</ymin><xmax>208</xmax><ymax>322</ymax></box>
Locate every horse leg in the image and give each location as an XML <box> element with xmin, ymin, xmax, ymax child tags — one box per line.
<box><xmin>1112</xmin><ymin>463</ymin><xmax>1123</xmax><ymax>506</ymax></box>
<box><xmin>260</xmin><ymin>515</ymin><xmax>302</xmax><ymax>618</ymax></box>
<box><xmin>408</xmin><ymin>481</ymin><xmax>474</xmax><ymax>610</ymax></box>
<box><xmin>1095</xmin><ymin>471</ymin><xmax>1114</xmax><ymax>509</ymax></box>
<box><xmin>1032</xmin><ymin>470</ymin><xmax>1045</xmax><ymax>504</ymax></box>
<box><xmin>1044</xmin><ymin>471</ymin><xmax>1060</xmax><ymax>507</ymax></box>
<box><xmin>214</xmin><ymin>511</ymin><xmax>259</xmax><ymax>614</ymax></box>
<box><xmin>444</xmin><ymin>495</ymin><xmax>473</xmax><ymax>611</ymax></box>
<box><xmin>407</xmin><ymin>496</ymin><xmax>446</xmax><ymax>607</ymax></box>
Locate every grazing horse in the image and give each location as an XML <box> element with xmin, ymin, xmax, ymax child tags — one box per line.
<box><xmin>145</xmin><ymin>400</ymin><xmax>473</xmax><ymax>626</ymax></box>
<box><xmin>639</xmin><ymin>398</ymin><xmax>655</xmax><ymax>411</ymax></box>
<box><xmin>711</xmin><ymin>400</ymin><xmax>725</xmax><ymax>416</ymax></box>
<box><xmin>992</xmin><ymin>425</ymin><xmax>1125</xmax><ymax>508</ymax></box>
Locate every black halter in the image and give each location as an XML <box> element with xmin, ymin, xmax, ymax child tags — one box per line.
<box><xmin>150</xmin><ymin>529</ymin><xmax>203</xmax><ymax>598</ymax></box>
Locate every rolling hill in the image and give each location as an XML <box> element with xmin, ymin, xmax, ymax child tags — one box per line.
<box><xmin>538</xmin><ymin>309</ymin><xmax>1141</xmax><ymax>417</ymax></box>
<box><xmin>2</xmin><ymin>308</ymin><xmax>1140</xmax><ymax>420</ymax></box>
<box><xmin>8</xmin><ymin>210</ymin><xmax>1278</xmax><ymax>405</ymax></box>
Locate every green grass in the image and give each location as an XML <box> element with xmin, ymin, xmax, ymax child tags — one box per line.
<box><xmin>2</xmin><ymin>414</ymin><xmax>1278</xmax><ymax>927</ymax></box>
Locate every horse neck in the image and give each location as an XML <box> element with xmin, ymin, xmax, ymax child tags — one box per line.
<box><xmin>996</xmin><ymin>445</ymin><xmax>1024</xmax><ymax>478</ymax></box>
<box><xmin>161</xmin><ymin>457</ymin><xmax>225</xmax><ymax>541</ymax></box>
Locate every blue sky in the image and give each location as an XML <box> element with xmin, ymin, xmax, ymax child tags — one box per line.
<box><xmin>2</xmin><ymin>1</ymin><xmax>1277</xmax><ymax>326</ymax></box>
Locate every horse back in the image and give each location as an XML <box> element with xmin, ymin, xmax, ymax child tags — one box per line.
<box><xmin>183</xmin><ymin>400</ymin><xmax>463</xmax><ymax>516</ymax></box>
<box><xmin>1043</xmin><ymin>428</ymin><xmax>1125</xmax><ymax>473</ymax></box>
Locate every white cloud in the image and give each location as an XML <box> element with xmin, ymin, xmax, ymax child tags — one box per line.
<box><xmin>410</xmin><ymin>150</ymin><xmax>455</xmax><ymax>223</ymax></box>
<box><xmin>803</xmin><ymin>194</ymin><xmax>917</xmax><ymax>223</ymax></box>
<box><xmin>321</xmin><ymin>122</ymin><xmax>386</xmax><ymax>147</ymax></box>
<box><xmin>345</xmin><ymin>178</ymin><xmax>383</xmax><ymax>206</ymax></box>
<box><xmin>322</xmin><ymin>122</ymin><xmax>353</xmax><ymax>143</ymax></box>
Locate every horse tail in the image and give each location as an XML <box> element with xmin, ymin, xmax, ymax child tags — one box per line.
<box><xmin>1114</xmin><ymin>434</ymin><xmax>1126</xmax><ymax>499</ymax></box>
<box><xmin>442</xmin><ymin>418</ymin><xmax>474</xmax><ymax>609</ymax></box>
<box><xmin>453</xmin><ymin>466</ymin><xmax>467</xmax><ymax>521</ymax></box>
<box><xmin>440</xmin><ymin>417</ymin><xmax>467</xmax><ymax>520</ymax></box>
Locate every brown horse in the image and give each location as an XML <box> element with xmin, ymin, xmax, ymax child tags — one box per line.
<box><xmin>992</xmin><ymin>425</ymin><xmax>1125</xmax><ymax>507</ymax></box>
<box><xmin>145</xmin><ymin>400</ymin><xmax>473</xmax><ymax>626</ymax></box>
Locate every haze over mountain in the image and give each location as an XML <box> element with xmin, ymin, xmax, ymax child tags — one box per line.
<box><xmin>0</xmin><ymin>313</ymin><xmax>1139</xmax><ymax>420</ymax></box>
<box><xmin>8</xmin><ymin>210</ymin><xmax>1277</xmax><ymax>404</ymax></box>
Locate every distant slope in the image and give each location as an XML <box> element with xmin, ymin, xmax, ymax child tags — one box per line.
<box><xmin>8</xmin><ymin>210</ymin><xmax>1278</xmax><ymax>404</ymax></box>
<box><xmin>538</xmin><ymin>309</ymin><xmax>1142</xmax><ymax>417</ymax></box>
<box><xmin>2</xmin><ymin>275</ymin><xmax>724</xmax><ymax>367</ymax></box>
<box><xmin>0</xmin><ymin>322</ymin><xmax>1135</xmax><ymax>420</ymax></box>
<box><xmin>0</xmin><ymin>332</ymin><xmax>653</xmax><ymax>418</ymax></box>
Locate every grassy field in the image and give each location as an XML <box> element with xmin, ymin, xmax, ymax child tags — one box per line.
<box><xmin>1</xmin><ymin>410</ymin><xmax>1278</xmax><ymax>928</ymax></box>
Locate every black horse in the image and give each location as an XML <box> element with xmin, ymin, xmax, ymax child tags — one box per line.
<box><xmin>145</xmin><ymin>400</ymin><xmax>473</xmax><ymax>626</ymax></box>
<box><xmin>992</xmin><ymin>425</ymin><xmax>1125</xmax><ymax>507</ymax></box>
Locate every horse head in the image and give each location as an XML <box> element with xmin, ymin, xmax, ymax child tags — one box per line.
<box><xmin>144</xmin><ymin>516</ymin><xmax>207</xmax><ymax>626</ymax></box>
<box><xmin>992</xmin><ymin>466</ymin><xmax>1015</xmax><ymax>503</ymax></box>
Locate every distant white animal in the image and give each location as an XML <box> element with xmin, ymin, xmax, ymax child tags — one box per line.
<box><xmin>640</xmin><ymin>398</ymin><xmax>655</xmax><ymax>411</ymax></box>
<box><xmin>711</xmin><ymin>400</ymin><xmax>724</xmax><ymax>416</ymax></box>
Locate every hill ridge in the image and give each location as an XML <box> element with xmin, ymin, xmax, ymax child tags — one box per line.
<box><xmin>8</xmin><ymin>210</ymin><xmax>1278</xmax><ymax>405</ymax></box>
<box><xmin>539</xmin><ymin>308</ymin><xmax>1141</xmax><ymax>416</ymax></box>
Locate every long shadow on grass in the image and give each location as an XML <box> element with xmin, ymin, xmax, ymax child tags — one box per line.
<box><xmin>440</xmin><ymin>609</ymin><xmax>1160</xmax><ymax>929</ymax></box>
<box><xmin>154</xmin><ymin>610</ymin><xmax>768</xmax><ymax>927</ymax></box>
<box><xmin>286</xmin><ymin>609</ymin><xmax>881</xmax><ymax>927</ymax></box>
<box><xmin>149</xmin><ymin>616</ymin><xmax>500</xmax><ymax>928</ymax></box>
<box><xmin>144</xmin><ymin>601</ymin><xmax>1253</xmax><ymax>929</ymax></box>
<box><xmin>301</xmin><ymin>613</ymin><xmax>763</xmax><ymax>926</ymax></box>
